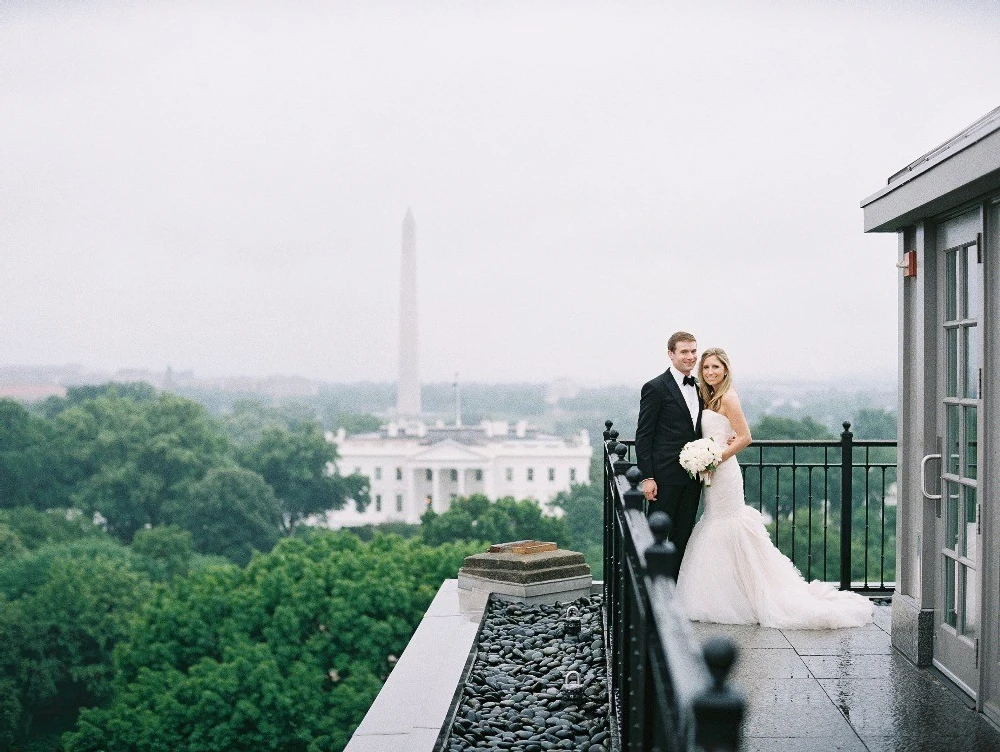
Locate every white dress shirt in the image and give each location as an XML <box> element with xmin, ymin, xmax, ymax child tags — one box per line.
<box><xmin>669</xmin><ymin>367</ymin><xmax>700</xmax><ymax>429</ymax></box>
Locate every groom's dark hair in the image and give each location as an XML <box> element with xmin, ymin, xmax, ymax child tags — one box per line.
<box><xmin>668</xmin><ymin>331</ymin><xmax>696</xmax><ymax>352</ymax></box>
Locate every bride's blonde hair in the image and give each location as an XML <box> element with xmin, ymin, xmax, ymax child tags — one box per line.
<box><xmin>699</xmin><ymin>348</ymin><xmax>733</xmax><ymax>413</ymax></box>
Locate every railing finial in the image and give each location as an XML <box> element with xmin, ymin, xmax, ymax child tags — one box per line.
<box><xmin>612</xmin><ymin>442</ymin><xmax>631</xmax><ymax>475</ymax></box>
<box><xmin>644</xmin><ymin>510</ymin><xmax>679</xmax><ymax>581</ymax></box>
<box><xmin>623</xmin><ymin>467</ymin><xmax>644</xmax><ymax>511</ymax></box>
<box><xmin>694</xmin><ymin>637</ymin><xmax>745</xmax><ymax>752</ymax></box>
<box><xmin>648</xmin><ymin>509</ymin><xmax>672</xmax><ymax>544</ymax></box>
<box><xmin>702</xmin><ymin>636</ymin><xmax>738</xmax><ymax>690</ymax></box>
<box><xmin>603</xmin><ymin>420</ymin><xmax>614</xmax><ymax>441</ymax></box>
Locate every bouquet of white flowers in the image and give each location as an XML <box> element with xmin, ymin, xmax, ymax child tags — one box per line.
<box><xmin>679</xmin><ymin>437</ymin><xmax>724</xmax><ymax>486</ymax></box>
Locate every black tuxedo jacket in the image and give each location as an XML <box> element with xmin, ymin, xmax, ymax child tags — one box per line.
<box><xmin>635</xmin><ymin>368</ymin><xmax>704</xmax><ymax>487</ymax></box>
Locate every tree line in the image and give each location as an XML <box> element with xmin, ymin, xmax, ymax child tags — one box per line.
<box><xmin>1</xmin><ymin>383</ymin><xmax>367</xmax><ymax>563</ymax></box>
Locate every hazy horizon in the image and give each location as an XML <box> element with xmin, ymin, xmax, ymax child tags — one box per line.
<box><xmin>0</xmin><ymin>359</ymin><xmax>898</xmax><ymax>392</ymax></box>
<box><xmin>4</xmin><ymin>1</ymin><xmax>999</xmax><ymax>385</ymax></box>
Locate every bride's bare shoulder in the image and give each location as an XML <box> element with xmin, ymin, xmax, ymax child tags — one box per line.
<box><xmin>720</xmin><ymin>389</ymin><xmax>742</xmax><ymax>408</ymax></box>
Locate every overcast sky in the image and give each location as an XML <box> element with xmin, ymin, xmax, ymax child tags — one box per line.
<box><xmin>2</xmin><ymin>1</ymin><xmax>999</xmax><ymax>386</ymax></box>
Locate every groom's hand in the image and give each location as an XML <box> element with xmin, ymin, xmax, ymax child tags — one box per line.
<box><xmin>642</xmin><ymin>478</ymin><xmax>657</xmax><ymax>501</ymax></box>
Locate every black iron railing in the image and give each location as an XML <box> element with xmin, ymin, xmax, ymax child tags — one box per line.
<box><xmin>602</xmin><ymin>426</ymin><xmax>743</xmax><ymax>752</ymax></box>
<box><xmin>604</xmin><ymin>421</ymin><xmax>897</xmax><ymax>594</ymax></box>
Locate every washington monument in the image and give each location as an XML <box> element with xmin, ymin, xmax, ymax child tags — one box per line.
<box><xmin>397</xmin><ymin>208</ymin><xmax>421</xmax><ymax>415</ymax></box>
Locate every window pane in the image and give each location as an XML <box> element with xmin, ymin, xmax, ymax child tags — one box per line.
<box><xmin>964</xmin><ymin>243</ymin><xmax>981</xmax><ymax>320</ymax></box>
<box><xmin>946</xmin><ymin>405</ymin><xmax>960</xmax><ymax>475</ymax></box>
<box><xmin>945</xmin><ymin>481</ymin><xmax>960</xmax><ymax>550</ymax></box>
<box><xmin>963</xmin><ymin>326</ymin><xmax>979</xmax><ymax>399</ymax></box>
<box><xmin>961</xmin><ymin>564</ymin><xmax>979</xmax><ymax>639</ymax></box>
<box><xmin>946</xmin><ymin>249</ymin><xmax>958</xmax><ymax>321</ymax></box>
<box><xmin>964</xmin><ymin>406</ymin><xmax>978</xmax><ymax>480</ymax></box>
<box><xmin>962</xmin><ymin>485</ymin><xmax>977</xmax><ymax>560</ymax></box>
<box><xmin>947</xmin><ymin>328</ymin><xmax>958</xmax><ymax>397</ymax></box>
<box><xmin>944</xmin><ymin>556</ymin><xmax>957</xmax><ymax>628</ymax></box>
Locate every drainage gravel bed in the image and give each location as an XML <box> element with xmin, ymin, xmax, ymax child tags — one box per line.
<box><xmin>444</xmin><ymin>594</ymin><xmax>610</xmax><ymax>752</ymax></box>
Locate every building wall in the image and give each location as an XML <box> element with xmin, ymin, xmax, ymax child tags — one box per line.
<box><xmin>981</xmin><ymin>200</ymin><xmax>1000</xmax><ymax>725</ymax></box>
<box><xmin>891</xmin><ymin>199</ymin><xmax>999</xmax><ymax>723</ymax></box>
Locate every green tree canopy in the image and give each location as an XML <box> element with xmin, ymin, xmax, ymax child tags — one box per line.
<box><xmin>63</xmin><ymin>531</ymin><xmax>480</xmax><ymax>752</ymax></box>
<box><xmin>851</xmin><ymin>408</ymin><xmax>897</xmax><ymax>439</ymax></box>
<box><xmin>0</xmin><ymin>399</ymin><xmax>66</xmax><ymax>510</ymax></box>
<box><xmin>55</xmin><ymin>393</ymin><xmax>229</xmax><ymax>541</ymax></box>
<box><xmin>184</xmin><ymin>467</ymin><xmax>282</xmax><ymax>565</ymax></box>
<box><xmin>131</xmin><ymin>524</ymin><xmax>196</xmax><ymax>581</ymax></box>
<box><xmin>420</xmin><ymin>494</ymin><xmax>569</xmax><ymax>548</ymax></box>
<box><xmin>0</xmin><ymin>537</ymin><xmax>149</xmax><ymax>749</ymax></box>
<box><xmin>36</xmin><ymin>382</ymin><xmax>158</xmax><ymax>419</ymax></box>
<box><xmin>218</xmin><ymin>398</ymin><xmax>320</xmax><ymax>445</ymax></box>
<box><xmin>751</xmin><ymin>415</ymin><xmax>836</xmax><ymax>440</ymax></box>
<box><xmin>331</xmin><ymin>413</ymin><xmax>382</xmax><ymax>435</ymax></box>
<box><xmin>0</xmin><ymin>507</ymin><xmax>102</xmax><ymax>551</ymax></box>
<box><xmin>238</xmin><ymin>423</ymin><xmax>368</xmax><ymax>535</ymax></box>
<box><xmin>550</xmin><ymin>482</ymin><xmax>603</xmax><ymax>579</ymax></box>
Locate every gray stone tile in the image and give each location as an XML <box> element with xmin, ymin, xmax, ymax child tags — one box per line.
<box><xmin>861</xmin><ymin>728</ymin><xmax>1000</xmax><ymax>752</ymax></box>
<box><xmin>800</xmin><ymin>652</ymin><xmax>909</xmax><ymax>680</ymax></box>
<box><xmin>731</xmin><ymin>648</ymin><xmax>813</xmax><ymax>680</ymax></box>
<box><xmin>742</xmin><ymin>736</ymin><xmax>867</xmax><ymax>752</ymax></box>
<box><xmin>740</xmin><ymin>678</ymin><xmax>857</xmax><ymax>738</ymax></box>
<box><xmin>816</xmin><ymin>676</ymin><xmax>991</xmax><ymax>741</ymax></box>
<box><xmin>780</xmin><ymin>627</ymin><xmax>892</xmax><ymax>656</ymax></box>
<box><xmin>690</xmin><ymin>621</ymin><xmax>792</xmax><ymax>649</ymax></box>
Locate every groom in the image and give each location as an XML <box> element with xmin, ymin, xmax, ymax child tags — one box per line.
<box><xmin>634</xmin><ymin>331</ymin><xmax>703</xmax><ymax>566</ymax></box>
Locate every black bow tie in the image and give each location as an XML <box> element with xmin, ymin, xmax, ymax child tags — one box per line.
<box><xmin>683</xmin><ymin>375</ymin><xmax>697</xmax><ymax>387</ymax></box>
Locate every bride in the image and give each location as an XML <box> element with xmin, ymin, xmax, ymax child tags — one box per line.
<box><xmin>675</xmin><ymin>347</ymin><xmax>874</xmax><ymax>629</ymax></box>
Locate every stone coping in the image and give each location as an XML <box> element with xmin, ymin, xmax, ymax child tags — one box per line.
<box><xmin>345</xmin><ymin>579</ymin><xmax>486</xmax><ymax>752</ymax></box>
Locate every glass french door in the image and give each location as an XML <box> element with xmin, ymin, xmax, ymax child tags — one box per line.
<box><xmin>933</xmin><ymin>210</ymin><xmax>983</xmax><ymax>696</ymax></box>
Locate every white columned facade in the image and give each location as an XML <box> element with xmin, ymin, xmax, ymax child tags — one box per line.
<box><xmin>328</xmin><ymin>428</ymin><xmax>593</xmax><ymax>526</ymax></box>
<box><xmin>431</xmin><ymin>467</ymin><xmax>442</xmax><ymax>512</ymax></box>
<box><xmin>405</xmin><ymin>465</ymin><xmax>417</xmax><ymax>522</ymax></box>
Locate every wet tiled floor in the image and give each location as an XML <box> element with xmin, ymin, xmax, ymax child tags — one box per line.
<box><xmin>691</xmin><ymin>605</ymin><xmax>1000</xmax><ymax>752</ymax></box>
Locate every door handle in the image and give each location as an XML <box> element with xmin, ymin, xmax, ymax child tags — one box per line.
<box><xmin>921</xmin><ymin>453</ymin><xmax>942</xmax><ymax>499</ymax></box>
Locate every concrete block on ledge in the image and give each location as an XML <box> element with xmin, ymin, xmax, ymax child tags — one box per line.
<box><xmin>457</xmin><ymin>545</ymin><xmax>592</xmax><ymax>606</ymax></box>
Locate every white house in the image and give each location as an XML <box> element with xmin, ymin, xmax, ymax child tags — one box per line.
<box><xmin>322</xmin><ymin>419</ymin><xmax>592</xmax><ymax>526</ymax></box>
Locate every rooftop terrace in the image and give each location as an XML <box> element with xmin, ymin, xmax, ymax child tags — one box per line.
<box><xmin>697</xmin><ymin>603</ymin><xmax>1000</xmax><ymax>751</ymax></box>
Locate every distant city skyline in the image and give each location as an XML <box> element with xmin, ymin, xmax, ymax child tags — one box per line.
<box><xmin>3</xmin><ymin>2</ymin><xmax>999</xmax><ymax>385</ymax></box>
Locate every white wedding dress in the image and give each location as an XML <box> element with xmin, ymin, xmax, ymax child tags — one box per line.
<box><xmin>676</xmin><ymin>409</ymin><xmax>874</xmax><ymax>629</ymax></box>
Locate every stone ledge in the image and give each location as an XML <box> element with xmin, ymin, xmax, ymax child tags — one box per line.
<box><xmin>345</xmin><ymin>580</ymin><xmax>486</xmax><ymax>752</ymax></box>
